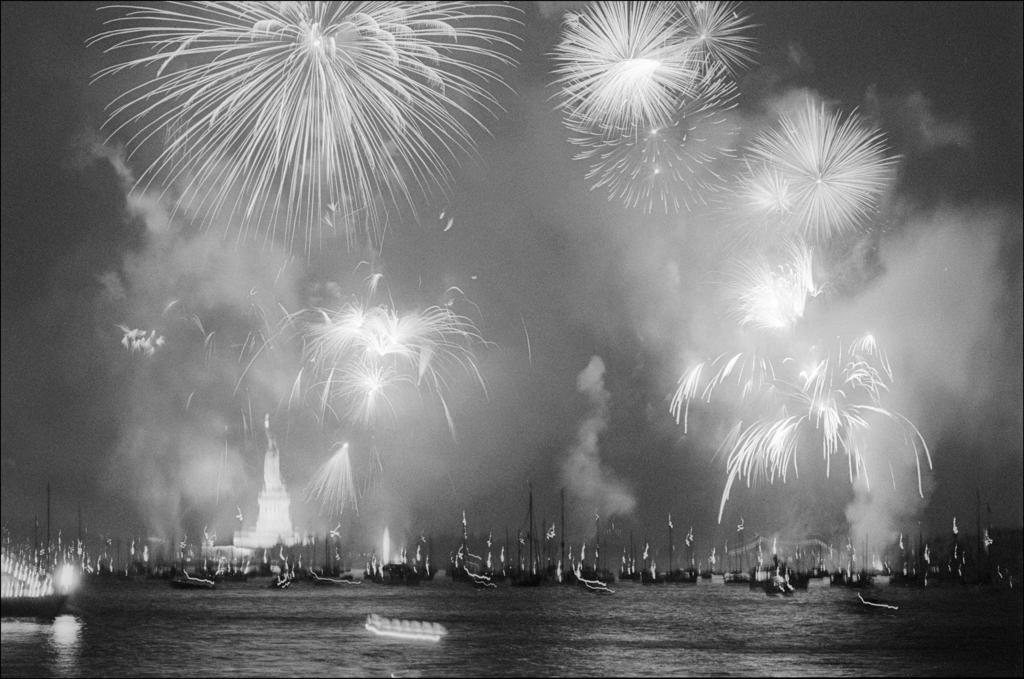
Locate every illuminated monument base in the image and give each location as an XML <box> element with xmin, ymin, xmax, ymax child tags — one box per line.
<box><xmin>233</xmin><ymin>415</ymin><xmax>300</xmax><ymax>550</ymax></box>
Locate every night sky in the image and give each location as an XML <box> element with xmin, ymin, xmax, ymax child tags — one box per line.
<box><xmin>2</xmin><ymin>1</ymin><xmax>1021</xmax><ymax>558</ymax></box>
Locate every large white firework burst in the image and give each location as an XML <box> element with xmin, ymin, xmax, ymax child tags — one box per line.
<box><xmin>741</xmin><ymin>99</ymin><xmax>899</xmax><ymax>241</ymax></box>
<box><xmin>551</xmin><ymin>1</ymin><xmax>700</xmax><ymax>135</ymax></box>
<box><xmin>568</xmin><ymin>62</ymin><xmax>740</xmax><ymax>213</ymax></box>
<box><xmin>89</xmin><ymin>1</ymin><xmax>521</xmax><ymax>255</ymax></box>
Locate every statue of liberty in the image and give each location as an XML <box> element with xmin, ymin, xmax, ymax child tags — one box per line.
<box><xmin>233</xmin><ymin>414</ymin><xmax>297</xmax><ymax>549</ymax></box>
<box><xmin>263</xmin><ymin>414</ymin><xmax>283</xmax><ymax>491</ymax></box>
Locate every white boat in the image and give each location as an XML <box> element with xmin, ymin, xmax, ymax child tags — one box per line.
<box><xmin>365</xmin><ymin>613</ymin><xmax>448</xmax><ymax>642</ymax></box>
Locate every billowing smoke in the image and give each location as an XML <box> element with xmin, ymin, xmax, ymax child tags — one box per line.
<box><xmin>561</xmin><ymin>356</ymin><xmax>637</xmax><ymax>525</ymax></box>
<box><xmin>837</xmin><ymin>204</ymin><xmax>1021</xmax><ymax>548</ymax></box>
<box><xmin>89</xmin><ymin>140</ymin><xmax>309</xmax><ymax>545</ymax></box>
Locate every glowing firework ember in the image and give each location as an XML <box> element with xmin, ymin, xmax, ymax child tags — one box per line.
<box><xmin>741</xmin><ymin>99</ymin><xmax>898</xmax><ymax>241</ymax></box>
<box><xmin>298</xmin><ymin>301</ymin><xmax>486</xmax><ymax>430</ymax></box>
<box><xmin>118</xmin><ymin>325</ymin><xmax>165</xmax><ymax>356</ymax></box>
<box><xmin>89</xmin><ymin>2</ymin><xmax>521</xmax><ymax>254</ymax></box>
<box><xmin>567</xmin><ymin>63</ymin><xmax>740</xmax><ymax>213</ymax></box>
<box><xmin>551</xmin><ymin>2</ymin><xmax>700</xmax><ymax>134</ymax></box>
<box><xmin>304</xmin><ymin>441</ymin><xmax>358</xmax><ymax>517</ymax></box>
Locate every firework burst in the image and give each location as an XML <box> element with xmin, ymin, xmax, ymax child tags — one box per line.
<box><xmin>298</xmin><ymin>300</ymin><xmax>487</xmax><ymax>432</ymax></box>
<box><xmin>551</xmin><ymin>2</ymin><xmax>700</xmax><ymax>135</ymax></box>
<box><xmin>568</xmin><ymin>63</ymin><xmax>740</xmax><ymax>212</ymax></box>
<box><xmin>742</xmin><ymin>99</ymin><xmax>899</xmax><ymax>241</ymax></box>
<box><xmin>677</xmin><ymin>0</ymin><xmax>758</xmax><ymax>75</ymax></box>
<box><xmin>89</xmin><ymin>2</ymin><xmax>521</xmax><ymax>255</ymax></box>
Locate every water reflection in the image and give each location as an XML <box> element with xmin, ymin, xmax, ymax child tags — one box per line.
<box><xmin>50</xmin><ymin>614</ymin><xmax>83</xmax><ymax>658</ymax></box>
<box><xmin>1</xmin><ymin>614</ymin><xmax>82</xmax><ymax>676</ymax></box>
<box><xmin>49</xmin><ymin>614</ymin><xmax>83</xmax><ymax>676</ymax></box>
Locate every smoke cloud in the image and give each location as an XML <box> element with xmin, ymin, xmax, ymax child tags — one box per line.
<box><xmin>561</xmin><ymin>356</ymin><xmax>637</xmax><ymax>524</ymax></box>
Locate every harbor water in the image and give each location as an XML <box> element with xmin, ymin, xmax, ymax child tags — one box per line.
<box><xmin>2</xmin><ymin>577</ymin><xmax>1021</xmax><ymax>677</ymax></box>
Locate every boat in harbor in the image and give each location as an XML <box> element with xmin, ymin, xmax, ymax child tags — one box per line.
<box><xmin>369</xmin><ymin>562</ymin><xmax>424</xmax><ymax>586</ymax></box>
<box><xmin>170</xmin><ymin>570</ymin><xmax>216</xmax><ymax>589</ymax></box>
<box><xmin>764</xmin><ymin>578</ymin><xmax>795</xmax><ymax>596</ymax></box>
<box><xmin>365</xmin><ymin>613</ymin><xmax>448</xmax><ymax>642</ymax></box>
<box><xmin>462</xmin><ymin>566</ymin><xmax>498</xmax><ymax>589</ymax></box>
<box><xmin>1</xmin><ymin>592</ymin><xmax>69</xmax><ymax>618</ymax></box>
<box><xmin>574</xmin><ymin>568</ymin><xmax>614</xmax><ymax>594</ymax></box>
<box><xmin>309</xmin><ymin>571</ymin><xmax>361</xmax><ymax>586</ymax></box>
<box><xmin>763</xmin><ymin>568</ymin><xmax>796</xmax><ymax>596</ymax></box>
<box><xmin>2</xmin><ymin>552</ymin><xmax>77</xmax><ymax>618</ymax></box>
<box><xmin>510</xmin><ymin>483</ymin><xmax>544</xmax><ymax>587</ymax></box>
<box><xmin>270</xmin><ymin>572</ymin><xmax>293</xmax><ymax>589</ymax></box>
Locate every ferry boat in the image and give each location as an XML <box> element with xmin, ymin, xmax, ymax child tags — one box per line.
<box><xmin>365</xmin><ymin>613</ymin><xmax>448</xmax><ymax>642</ymax></box>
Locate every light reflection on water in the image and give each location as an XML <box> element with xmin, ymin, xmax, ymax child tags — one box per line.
<box><xmin>2</xmin><ymin>579</ymin><xmax>1021</xmax><ymax>677</ymax></box>
<box><xmin>2</xmin><ymin>614</ymin><xmax>82</xmax><ymax>677</ymax></box>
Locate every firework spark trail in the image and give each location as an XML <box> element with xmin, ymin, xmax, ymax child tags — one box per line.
<box><xmin>89</xmin><ymin>2</ymin><xmax>522</xmax><ymax>255</ymax></box>
<box><xmin>551</xmin><ymin>2</ymin><xmax>700</xmax><ymax>135</ymax></box>
<box><xmin>670</xmin><ymin>350</ymin><xmax>778</xmax><ymax>432</ymax></box>
<box><xmin>567</xmin><ymin>62</ymin><xmax>740</xmax><ymax>213</ymax></box>
<box><xmin>741</xmin><ymin>98</ymin><xmax>899</xmax><ymax>241</ymax></box>
<box><xmin>305</xmin><ymin>441</ymin><xmax>358</xmax><ymax>517</ymax></box>
<box><xmin>520</xmin><ymin>313</ymin><xmax>532</xmax><ymax>367</ymax></box>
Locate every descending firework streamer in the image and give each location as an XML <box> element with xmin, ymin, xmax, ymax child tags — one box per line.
<box><xmin>670</xmin><ymin>349</ymin><xmax>777</xmax><ymax>433</ymax></box>
<box><xmin>297</xmin><ymin>300</ymin><xmax>486</xmax><ymax>433</ymax></box>
<box><xmin>670</xmin><ymin>241</ymin><xmax>816</xmax><ymax>429</ymax></box>
<box><xmin>550</xmin><ymin>2</ymin><xmax>700</xmax><ymax>135</ymax></box>
<box><xmin>671</xmin><ymin>244</ymin><xmax>929</xmax><ymax>519</ymax></box>
<box><xmin>724</xmin><ymin>238</ymin><xmax>818</xmax><ymax>332</ymax></box>
<box><xmin>711</xmin><ymin>333</ymin><xmax>931</xmax><ymax>522</ymax></box>
<box><xmin>568</xmin><ymin>63</ymin><xmax>740</xmax><ymax>213</ymax></box>
<box><xmin>739</xmin><ymin>99</ymin><xmax>898</xmax><ymax>242</ymax></box>
<box><xmin>89</xmin><ymin>2</ymin><xmax>521</xmax><ymax>255</ymax></box>
<box><xmin>305</xmin><ymin>441</ymin><xmax>358</xmax><ymax>517</ymax></box>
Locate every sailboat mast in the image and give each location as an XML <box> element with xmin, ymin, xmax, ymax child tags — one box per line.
<box><xmin>975</xmin><ymin>488</ymin><xmax>982</xmax><ymax>562</ymax></box>
<box><xmin>560</xmin><ymin>487</ymin><xmax>565</xmax><ymax>574</ymax></box>
<box><xmin>528</xmin><ymin>482</ymin><xmax>535</xmax><ymax>573</ymax></box>
<box><xmin>668</xmin><ymin>515</ymin><xmax>673</xmax><ymax>575</ymax></box>
<box><xmin>46</xmin><ymin>482</ymin><xmax>51</xmax><ymax>568</ymax></box>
